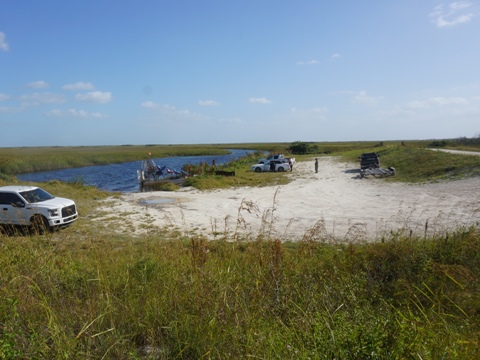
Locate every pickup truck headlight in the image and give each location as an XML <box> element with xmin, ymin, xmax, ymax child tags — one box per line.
<box><xmin>47</xmin><ymin>209</ymin><xmax>60</xmax><ymax>217</ymax></box>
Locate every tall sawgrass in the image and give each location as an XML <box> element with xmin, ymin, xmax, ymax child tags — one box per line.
<box><xmin>0</xmin><ymin>145</ymin><xmax>244</xmax><ymax>175</ymax></box>
<box><xmin>1</xmin><ymin>221</ymin><xmax>479</xmax><ymax>358</ymax></box>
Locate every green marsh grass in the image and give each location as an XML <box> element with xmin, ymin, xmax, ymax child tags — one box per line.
<box><xmin>1</xmin><ymin>220</ymin><xmax>479</xmax><ymax>358</ymax></box>
<box><xmin>4</xmin><ymin>141</ymin><xmax>479</xmax><ymax>190</ymax></box>
<box><xmin>1</xmin><ymin>141</ymin><xmax>480</xmax><ymax>358</ymax></box>
<box><xmin>0</xmin><ymin>141</ymin><xmax>414</xmax><ymax>177</ymax></box>
<box><xmin>0</xmin><ymin>145</ymin><xmax>248</xmax><ymax>175</ymax></box>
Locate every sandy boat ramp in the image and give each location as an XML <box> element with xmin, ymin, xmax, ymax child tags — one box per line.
<box><xmin>96</xmin><ymin>157</ymin><xmax>480</xmax><ymax>241</ymax></box>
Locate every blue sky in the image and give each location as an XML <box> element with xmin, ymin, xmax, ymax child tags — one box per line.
<box><xmin>1</xmin><ymin>1</ymin><xmax>479</xmax><ymax>147</ymax></box>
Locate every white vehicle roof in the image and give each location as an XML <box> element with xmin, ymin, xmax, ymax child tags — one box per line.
<box><xmin>0</xmin><ymin>185</ymin><xmax>40</xmax><ymax>192</ymax></box>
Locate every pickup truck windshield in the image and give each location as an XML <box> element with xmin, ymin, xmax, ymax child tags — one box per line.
<box><xmin>19</xmin><ymin>188</ymin><xmax>55</xmax><ymax>203</ymax></box>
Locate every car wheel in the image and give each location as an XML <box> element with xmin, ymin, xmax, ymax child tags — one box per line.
<box><xmin>277</xmin><ymin>167</ymin><xmax>285</xmax><ymax>172</ymax></box>
<box><xmin>30</xmin><ymin>215</ymin><xmax>51</xmax><ymax>235</ymax></box>
<box><xmin>255</xmin><ymin>167</ymin><xmax>262</xmax><ymax>173</ymax></box>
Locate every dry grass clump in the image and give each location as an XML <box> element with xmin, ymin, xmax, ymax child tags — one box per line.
<box><xmin>1</xmin><ymin>223</ymin><xmax>479</xmax><ymax>358</ymax></box>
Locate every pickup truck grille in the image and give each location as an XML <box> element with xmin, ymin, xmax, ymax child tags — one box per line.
<box><xmin>62</xmin><ymin>205</ymin><xmax>77</xmax><ymax>218</ymax></box>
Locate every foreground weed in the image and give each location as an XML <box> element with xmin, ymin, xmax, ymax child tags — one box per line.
<box><xmin>1</xmin><ymin>225</ymin><xmax>480</xmax><ymax>358</ymax></box>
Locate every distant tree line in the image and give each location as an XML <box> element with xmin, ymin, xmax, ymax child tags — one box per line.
<box><xmin>287</xmin><ymin>141</ymin><xmax>320</xmax><ymax>155</ymax></box>
<box><xmin>289</xmin><ymin>135</ymin><xmax>480</xmax><ymax>155</ymax></box>
<box><xmin>428</xmin><ymin>134</ymin><xmax>480</xmax><ymax>148</ymax></box>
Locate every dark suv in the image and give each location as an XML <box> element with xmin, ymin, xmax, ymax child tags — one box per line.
<box><xmin>359</xmin><ymin>152</ymin><xmax>380</xmax><ymax>169</ymax></box>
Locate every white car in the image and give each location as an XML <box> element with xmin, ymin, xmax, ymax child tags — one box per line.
<box><xmin>258</xmin><ymin>153</ymin><xmax>285</xmax><ymax>164</ymax></box>
<box><xmin>251</xmin><ymin>160</ymin><xmax>291</xmax><ymax>173</ymax></box>
<box><xmin>0</xmin><ymin>185</ymin><xmax>78</xmax><ymax>233</ymax></box>
<box><xmin>258</xmin><ymin>154</ymin><xmax>296</xmax><ymax>165</ymax></box>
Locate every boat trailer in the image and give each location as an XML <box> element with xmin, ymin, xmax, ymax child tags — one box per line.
<box><xmin>360</xmin><ymin>167</ymin><xmax>395</xmax><ymax>178</ymax></box>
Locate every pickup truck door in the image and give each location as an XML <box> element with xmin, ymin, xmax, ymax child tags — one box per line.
<box><xmin>0</xmin><ymin>193</ymin><xmax>29</xmax><ymax>226</ymax></box>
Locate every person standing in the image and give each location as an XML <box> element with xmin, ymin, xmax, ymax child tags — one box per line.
<box><xmin>270</xmin><ymin>161</ymin><xmax>276</xmax><ymax>172</ymax></box>
<box><xmin>315</xmin><ymin>158</ymin><xmax>319</xmax><ymax>173</ymax></box>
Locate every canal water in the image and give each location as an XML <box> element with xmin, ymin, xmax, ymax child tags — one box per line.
<box><xmin>17</xmin><ymin>149</ymin><xmax>253</xmax><ymax>193</ymax></box>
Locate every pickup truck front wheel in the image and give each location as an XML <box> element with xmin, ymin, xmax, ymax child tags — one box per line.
<box><xmin>254</xmin><ymin>167</ymin><xmax>262</xmax><ymax>173</ymax></box>
<box><xmin>30</xmin><ymin>215</ymin><xmax>51</xmax><ymax>235</ymax></box>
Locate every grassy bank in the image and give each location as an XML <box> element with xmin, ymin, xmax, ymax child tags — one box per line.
<box><xmin>339</xmin><ymin>144</ymin><xmax>480</xmax><ymax>182</ymax></box>
<box><xmin>1</xmin><ymin>225</ymin><xmax>479</xmax><ymax>358</ymax></box>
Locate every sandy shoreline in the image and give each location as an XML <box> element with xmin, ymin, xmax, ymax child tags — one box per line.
<box><xmin>97</xmin><ymin>157</ymin><xmax>480</xmax><ymax>241</ymax></box>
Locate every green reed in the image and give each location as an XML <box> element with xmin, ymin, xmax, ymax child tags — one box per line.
<box><xmin>1</xmin><ymin>218</ymin><xmax>479</xmax><ymax>358</ymax></box>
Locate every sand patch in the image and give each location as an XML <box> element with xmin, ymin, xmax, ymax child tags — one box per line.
<box><xmin>95</xmin><ymin>157</ymin><xmax>480</xmax><ymax>241</ymax></box>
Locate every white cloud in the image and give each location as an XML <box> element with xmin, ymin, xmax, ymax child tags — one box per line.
<box><xmin>404</xmin><ymin>96</ymin><xmax>469</xmax><ymax>109</ymax></box>
<box><xmin>216</xmin><ymin>117</ymin><xmax>243</xmax><ymax>125</ymax></box>
<box><xmin>296</xmin><ymin>59</ymin><xmax>320</xmax><ymax>65</ymax></box>
<box><xmin>75</xmin><ymin>91</ymin><xmax>113</xmax><ymax>103</ymax></box>
<box><xmin>141</xmin><ymin>101</ymin><xmax>208</xmax><ymax>123</ymax></box>
<box><xmin>141</xmin><ymin>101</ymin><xmax>157</xmax><ymax>109</ymax></box>
<box><xmin>141</xmin><ymin>101</ymin><xmax>176</xmax><ymax>110</ymax></box>
<box><xmin>63</xmin><ymin>82</ymin><xmax>95</xmax><ymax>90</ymax></box>
<box><xmin>19</xmin><ymin>92</ymin><xmax>66</xmax><ymax>106</ymax></box>
<box><xmin>249</xmin><ymin>97</ymin><xmax>272</xmax><ymax>104</ymax></box>
<box><xmin>198</xmin><ymin>100</ymin><xmax>219</xmax><ymax>106</ymax></box>
<box><xmin>45</xmin><ymin>108</ymin><xmax>109</xmax><ymax>119</ymax></box>
<box><xmin>331</xmin><ymin>53</ymin><xmax>342</xmax><ymax>59</ymax></box>
<box><xmin>0</xmin><ymin>32</ymin><xmax>8</xmax><ymax>51</ymax></box>
<box><xmin>353</xmin><ymin>90</ymin><xmax>382</xmax><ymax>106</ymax></box>
<box><xmin>0</xmin><ymin>106</ymin><xmax>22</xmax><ymax>114</ymax></box>
<box><xmin>429</xmin><ymin>2</ymin><xmax>476</xmax><ymax>27</ymax></box>
<box><xmin>290</xmin><ymin>107</ymin><xmax>328</xmax><ymax>115</ymax></box>
<box><xmin>0</xmin><ymin>93</ymin><xmax>10</xmax><ymax>101</ymax></box>
<box><xmin>26</xmin><ymin>81</ymin><xmax>50</xmax><ymax>89</ymax></box>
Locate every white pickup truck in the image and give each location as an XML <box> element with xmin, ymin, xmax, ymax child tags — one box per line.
<box><xmin>0</xmin><ymin>185</ymin><xmax>78</xmax><ymax>234</ymax></box>
<box><xmin>258</xmin><ymin>153</ymin><xmax>296</xmax><ymax>166</ymax></box>
<box><xmin>251</xmin><ymin>160</ymin><xmax>292</xmax><ymax>172</ymax></box>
